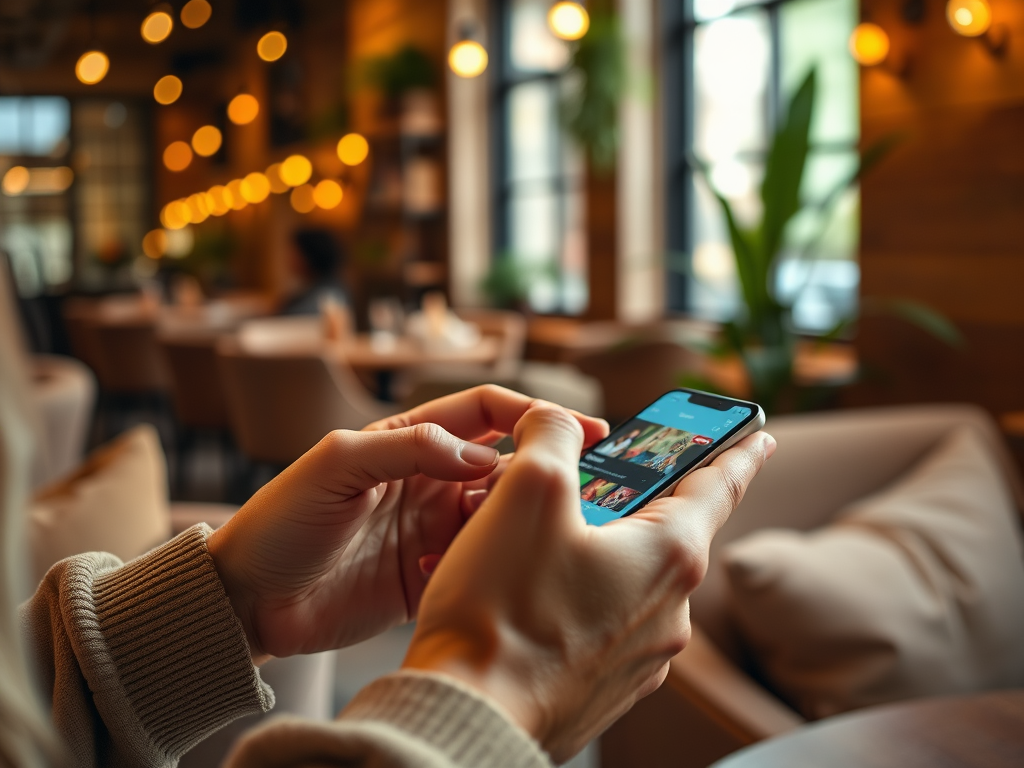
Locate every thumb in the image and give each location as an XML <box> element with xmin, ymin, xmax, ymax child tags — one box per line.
<box><xmin>302</xmin><ymin>424</ymin><xmax>500</xmax><ymax>497</ymax></box>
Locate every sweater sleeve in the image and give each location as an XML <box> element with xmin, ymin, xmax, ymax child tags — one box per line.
<box><xmin>21</xmin><ymin>523</ymin><xmax>274</xmax><ymax>768</ymax></box>
<box><xmin>224</xmin><ymin>670</ymin><xmax>553</xmax><ymax>768</ymax></box>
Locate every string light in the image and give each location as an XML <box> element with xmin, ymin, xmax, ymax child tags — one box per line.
<box><xmin>240</xmin><ymin>172</ymin><xmax>271</xmax><ymax>203</ymax></box>
<box><xmin>290</xmin><ymin>184</ymin><xmax>317</xmax><ymax>213</ymax></box>
<box><xmin>227</xmin><ymin>94</ymin><xmax>259</xmax><ymax>125</ymax></box>
<box><xmin>76</xmin><ymin>51</ymin><xmax>109</xmax><ymax>85</ymax></box>
<box><xmin>180</xmin><ymin>0</ymin><xmax>212</xmax><ymax>29</ymax></box>
<box><xmin>448</xmin><ymin>40</ymin><xmax>488</xmax><ymax>78</ymax></box>
<box><xmin>191</xmin><ymin>125</ymin><xmax>222</xmax><ymax>157</ymax></box>
<box><xmin>947</xmin><ymin>0</ymin><xmax>992</xmax><ymax>36</ymax></box>
<box><xmin>141</xmin><ymin>11</ymin><xmax>174</xmax><ymax>44</ymax></box>
<box><xmin>548</xmin><ymin>2</ymin><xmax>590</xmax><ymax>41</ymax></box>
<box><xmin>142</xmin><ymin>229</ymin><xmax>167</xmax><ymax>259</ymax></box>
<box><xmin>313</xmin><ymin>179</ymin><xmax>343</xmax><ymax>209</ymax></box>
<box><xmin>226</xmin><ymin>179</ymin><xmax>248</xmax><ymax>210</ymax></box>
<box><xmin>279</xmin><ymin>154</ymin><xmax>312</xmax><ymax>186</ymax></box>
<box><xmin>207</xmin><ymin>185</ymin><xmax>232</xmax><ymax>215</ymax></box>
<box><xmin>163</xmin><ymin>141</ymin><xmax>193</xmax><ymax>171</ymax></box>
<box><xmin>848</xmin><ymin>23</ymin><xmax>890</xmax><ymax>66</ymax></box>
<box><xmin>265</xmin><ymin>163</ymin><xmax>289</xmax><ymax>193</ymax></box>
<box><xmin>160</xmin><ymin>200</ymin><xmax>190</xmax><ymax>229</ymax></box>
<box><xmin>257</xmin><ymin>31</ymin><xmax>288</xmax><ymax>62</ymax></box>
<box><xmin>337</xmin><ymin>133</ymin><xmax>369</xmax><ymax>166</ymax></box>
<box><xmin>154</xmin><ymin>75</ymin><xmax>183</xmax><ymax>105</ymax></box>
<box><xmin>185</xmin><ymin>193</ymin><xmax>210</xmax><ymax>223</ymax></box>
<box><xmin>2</xmin><ymin>166</ymin><xmax>30</xmax><ymax>195</ymax></box>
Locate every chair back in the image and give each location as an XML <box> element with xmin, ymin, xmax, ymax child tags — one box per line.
<box><xmin>574</xmin><ymin>338</ymin><xmax>700</xmax><ymax>425</ymax></box>
<box><xmin>91</xmin><ymin>319</ymin><xmax>167</xmax><ymax>392</ymax></box>
<box><xmin>216</xmin><ymin>336</ymin><xmax>391</xmax><ymax>466</ymax></box>
<box><xmin>158</xmin><ymin>331</ymin><xmax>230</xmax><ymax>429</ymax></box>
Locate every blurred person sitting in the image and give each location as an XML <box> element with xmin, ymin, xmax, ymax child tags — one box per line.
<box><xmin>280</xmin><ymin>228</ymin><xmax>349</xmax><ymax>316</ymax></box>
<box><xmin>1</xmin><ymin>282</ymin><xmax>775</xmax><ymax>768</ymax></box>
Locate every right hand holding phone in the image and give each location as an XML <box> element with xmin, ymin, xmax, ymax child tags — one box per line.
<box><xmin>404</xmin><ymin>402</ymin><xmax>776</xmax><ymax>763</ymax></box>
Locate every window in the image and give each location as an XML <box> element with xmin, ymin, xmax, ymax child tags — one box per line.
<box><xmin>664</xmin><ymin>0</ymin><xmax>859</xmax><ymax>332</ymax></box>
<box><xmin>494</xmin><ymin>0</ymin><xmax>588</xmax><ymax>314</ymax></box>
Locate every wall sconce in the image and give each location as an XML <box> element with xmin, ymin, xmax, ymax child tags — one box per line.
<box><xmin>946</xmin><ymin>0</ymin><xmax>1008</xmax><ymax>56</ymax></box>
<box><xmin>848</xmin><ymin>22</ymin><xmax>909</xmax><ymax>77</ymax></box>
<box><xmin>449</xmin><ymin>22</ymin><xmax>488</xmax><ymax>78</ymax></box>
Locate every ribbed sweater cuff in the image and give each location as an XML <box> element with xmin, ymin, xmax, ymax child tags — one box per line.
<box><xmin>72</xmin><ymin>523</ymin><xmax>274</xmax><ymax>762</ymax></box>
<box><xmin>343</xmin><ymin>670</ymin><xmax>552</xmax><ymax>768</ymax></box>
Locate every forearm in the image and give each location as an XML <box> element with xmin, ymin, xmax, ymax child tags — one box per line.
<box><xmin>21</xmin><ymin>524</ymin><xmax>274</xmax><ymax>768</ymax></box>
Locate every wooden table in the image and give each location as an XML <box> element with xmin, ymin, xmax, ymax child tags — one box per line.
<box><xmin>713</xmin><ymin>691</ymin><xmax>1024</xmax><ymax>768</ymax></box>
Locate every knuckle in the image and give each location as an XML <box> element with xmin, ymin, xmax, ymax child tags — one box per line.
<box><xmin>664</xmin><ymin>538</ymin><xmax>708</xmax><ymax>593</ymax></box>
<box><xmin>410</xmin><ymin>421</ymin><xmax>447</xmax><ymax>449</ymax></box>
<box><xmin>512</xmin><ymin>453</ymin><xmax>575</xmax><ymax>495</ymax></box>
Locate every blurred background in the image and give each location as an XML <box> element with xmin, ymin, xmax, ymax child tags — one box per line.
<box><xmin>4</xmin><ymin>1</ymin><xmax>1024</xmax><ymax>767</ymax></box>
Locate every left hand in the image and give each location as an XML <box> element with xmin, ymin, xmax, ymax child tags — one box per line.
<box><xmin>207</xmin><ymin>385</ymin><xmax>608</xmax><ymax>664</ymax></box>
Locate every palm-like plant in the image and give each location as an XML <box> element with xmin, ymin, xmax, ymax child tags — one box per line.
<box><xmin>695</xmin><ymin>68</ymin><xmax>959</xmax><ymax>413</ymax></box>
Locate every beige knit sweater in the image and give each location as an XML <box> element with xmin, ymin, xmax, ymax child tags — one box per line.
<box><xmin>21</xmin><ymin>524</ymin><xmax>552</xmax><ymax>768</ymax></box>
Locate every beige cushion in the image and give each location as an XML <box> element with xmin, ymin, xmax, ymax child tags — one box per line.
<box><xmin>722</xmin><ymin>425</ymin><xmax>1024</xmax><ymax>720</ymax></box>
<box><xmin>29</xmin><ymin>424</ymin><xmax>171</xmax><ymax>583</ymax></box>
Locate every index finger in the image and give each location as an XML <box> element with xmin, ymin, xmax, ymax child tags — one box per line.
<box><xmin>364</xmin><ymin>384</ymin><xmax>609</xmax><ymax>446</ymax></box>
<box><xmin>629</xmin><ymin>431</ymin><xmax>776</xmax><ymax>551</ymax></box>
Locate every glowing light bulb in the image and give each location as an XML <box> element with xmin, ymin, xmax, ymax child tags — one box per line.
<box><xmin>207</xmin><ymin>185</ymin><xmax>232</xmax><ymax>216</ymax></box>
<box><xmin>141</xmin><ymin>11</ymin><xmax>174</xmax><ymax>44</ymax></box>
<box><xmin>142</xmin><ymin>229</ymin><xmax>168</xmax><ymax>259</ymax></box>
<box><xmin>240</xmin><ymin>172</ymin><xmax>271</xmax><ymax>203</ymax></box>
<box><xmin>290</xmin><ymin>184</ymin><xmax>317</xmax><ymax>213</ymax></box>
<box><xmin>947</xmin><ymin>0</ymin><xmax>991</xmax><ymax>37</ymax></box>
<box><xmin>337</xmin><ymin>133</ymin><xmax>370</xmax><ymax>166</ymax></box>
<box><xmin>448</xmin><ymin>40</ymin><xmax>488</xmax><ymax>78</ymax></box>
<box><xmin>153</xmin><ymin>75</ymin><xmax>183</xmax><ymax>105</ymax></box>
<box><xmin>548</xmin><ymin>2</ymin><xmax>590</xmax><ymax>41</ymax></box>
<box><xmin>185</xmin><ymin>193</ymin><xmax>210</xmax><ymax>224</ymax></box>
<box><xmin>76</xmin><ymin>51</ymin><xmax>109</xmax><ymax>85</ymax></box>
<box><xmin>227</xmin><ymin>94</ymin><xmax>259</xmax><ymax>125</ymax></box>
<box><xmin>180</xmin><ymin>0</ymin><xmax>212</xmax><ymax>29</ymax></box>
<box><xmin>160</xmin><ymin>200</ymin><xmax>190</xmax><ymax>230</ymax></box>
<box><xmin>257</xmin><ymin>31</ymin><xmax>288</xmax><ymax>62</ymax></box>
<box><xmin>2</xmin><ymin>166</ymin><xmax>30</xmax><ymax>195</ymax></box>
<box><xmin>265</xmin><ymin>163</ymin><xmax>289</xmax><ymax>194</ymax></box>
<box><xmin>163</xmin><ymin>141</ymin><xmax>193</xmax><ymax>171</ymax></box>
<box><xmin>848</xmin><ymin>23</ymin><xmax>890</xmax><ymax>66</ymax></box>
<box><xmin>191</xmin><ymin>125</ymin><xmax>222</xmax><ymax>157</ymax></box>
<box><xmin>313</xmin><ymin>179</ymin><xmax>343</xmax><ymax>209</ymax></box>
<box><xmin>227</xmin><ymin>179</ymin><xmax>248</xmax><ymax>210</ymax></box>
<box><xmin>279</xmin><ymin>154</ymin><xmax>312</xmax><ymax>186</ymax></box>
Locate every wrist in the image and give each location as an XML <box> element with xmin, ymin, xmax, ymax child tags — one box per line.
<box><xmin>207</xmin><ymin>527</ymin><xmax>272</xmax><ymax>666</ymax></box>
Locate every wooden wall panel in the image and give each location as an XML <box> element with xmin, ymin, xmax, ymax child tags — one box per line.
<box><xmin>851</xmin><ymin>0</ymin><xmax>1024</xmax><ymax>429</ymax></box>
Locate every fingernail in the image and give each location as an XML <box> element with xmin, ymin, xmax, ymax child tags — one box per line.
<box><xmin>462</xmin><ymin>488</ymin><xmax>489</xmax><ymax>516</ymax></box>
<box><xmin>461</xmin><ymin>442</ymin><xmax>499</xmax><ymax>467</ymax></box>
<box><xmin>763</xmin><ymin>434</ymin><xmax>777</xmax><ymax>459</ymax></box>
<box><xmin>419</xmin><ymin>554</ymin><xmax>441</xmax><ymax>577</ymax></box>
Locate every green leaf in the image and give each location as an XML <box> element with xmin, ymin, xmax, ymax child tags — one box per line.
<box><xmin>861</xmin><ymin>297</ymin><xmax>965</xmax><ymax>348</ymax></box>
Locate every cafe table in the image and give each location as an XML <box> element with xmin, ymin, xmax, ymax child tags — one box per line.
<box><xmin>712</xmin><ymin>690</ymin><xmax>1024</xmax><ymax>768</ymax></box>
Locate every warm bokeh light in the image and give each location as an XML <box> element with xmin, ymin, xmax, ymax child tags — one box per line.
<box><xmin>947</xmin><ymin>0</ymin><xmax>992</xmax><ymax>37</ymax></box>
<box><xmin>337</xmin><ymin>133</ymin><xmax>369</xmax><ymax>166</ymax></box>
<box><xmin>142</xmin><ymin>229</ymin><xmax>168</xmax><ymax>259</ymax></box>
<box><xmin>191</xmin><ymin>125</ymin><xmax>223</xmax><ymax>157</ymax></box>
<box><xmin>290</xmin><ymin>184</ymin><xmax>317</xmax><ymax>213</ymax></box>
<box><xmin>163</xmin><ymin>141</ymin><xmax>193</xmax><ymax>171</ymax></box>
<box><xmin>26</xmin><ymin>167</ymin><xmax>74</xmax><ymax>194</ymax></box>
<box><xmin>207</xmin><ymin>185</ymin><xmax>232</xmax><ymax>215</ymax></box>
<box><xmin>313</xmin><ymin>179</ymin><xmax>343</xmax><ymax>209</ymax></box>
<box><xmin>448</xmin><ymin>40</ymin><xmax>488</xmax><ymax>78</ymax></box>
<box><xmin>265</xmin><ymin>163</ymin><xmax>290</xmax><ymax>194</ymax></box>
<box><xmin>548</xmin><ymin>2</ymin><xmax>590</xmax><ymax>41</ymax></box>
<box><xmin>226</xmin><ymin>179</ymin><xmax>248</xmax><ymax>210</ymax></box>
<box><xmin>241</xmin><ymin>172</ymin><xmax>271</xmax><ymax>203</ymax></box>
<box><xmin>76</xmin><ymin>51</ymin><xmax>109</xmax><ymax>85</ymax></box>
<box><xmin>153</xmin><ymin>75</ymin><xmax>183</xmax><ymax>105</ymax></box>
<box><xmin>185</xmin><ymin>193</ymin><xmax>210</xmax><ymax>224</ymax></box>
<box><xmin>228</xmin><ymin>93</ymin><xmax>260</xmax><ymax>125</ymax></box>
<box><xmin>257</xmin><ymin>31</ymin><xmax>288</xmax><ymax>62</ymax></box>
<box><xmin>180</xmin><ymin>0</ymin><xmax>212</xmax><ymax>29</ymax></box>
<box><xmin>280</xmin><ymin>154</ymin><xmax>312</xmax><ymax>186</ymax></box>
<box><xmin>160</xmin><ymin>200</ymin><xmax>190</xmax><ymax>230</ymax></box>
<box><xmin>141</xmin><ymin>11</ymin><xmax>174</xmax><ymax>44</ymax></box>
<box><xmin>848</xmin><ymin>23</ymin><xmax>890</xmax><ymax>66</ymax></box>
<box><xmin>2</xmin><ymin>166</ymin><xmax>29</xmax><ymax>195</ymax></box>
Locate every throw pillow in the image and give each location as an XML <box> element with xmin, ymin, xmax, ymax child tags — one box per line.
<box><xmin>722</xmin><ymin>425</ymin><xmax>1024</xmax><ymax>719</ymax></box>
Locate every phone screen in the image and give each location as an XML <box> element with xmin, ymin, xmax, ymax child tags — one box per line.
<box><xmin>579</xmin><ymin>390</ymin><xmax>756</xmax><ymax>526</ymax></box>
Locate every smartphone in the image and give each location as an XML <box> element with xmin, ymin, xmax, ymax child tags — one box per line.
<box><xmin>579</xmin><ymin>389</ymin><xmax>765</xmax><ymax>526</ymax></box>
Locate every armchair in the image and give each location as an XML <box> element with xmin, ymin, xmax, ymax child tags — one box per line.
<box><xmin>601</xmin><ymin>404</ymin><xmax>1024</xmax><ymax>768</ymax></box>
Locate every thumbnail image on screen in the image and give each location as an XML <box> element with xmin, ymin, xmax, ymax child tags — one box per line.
<box><xmin>579</xmin><ymin>391</ymin><xmax>752</xmax><ymax>526</ymax></box>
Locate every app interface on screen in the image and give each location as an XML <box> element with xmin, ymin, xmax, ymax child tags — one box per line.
<box><xmin>579</xmin><ymin>392</ymin><xmax>752</xmax><ymax>526</ymax></box>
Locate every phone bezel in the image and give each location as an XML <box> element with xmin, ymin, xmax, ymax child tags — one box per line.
<box><xmin>580</xmin><ymin>388</ymin><xmax>762</xmax><ymax>520</ymax></box>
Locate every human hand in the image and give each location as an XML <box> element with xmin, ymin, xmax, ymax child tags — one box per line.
<box><xmin>207</xmin><ymin>386</ymin><xmax>608</xmax><ymax>664</ymax></box>
<box><xmin>403</xmin><ymin>403</ymin><xmax>775</xmax><ymax>762</ymax></box>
